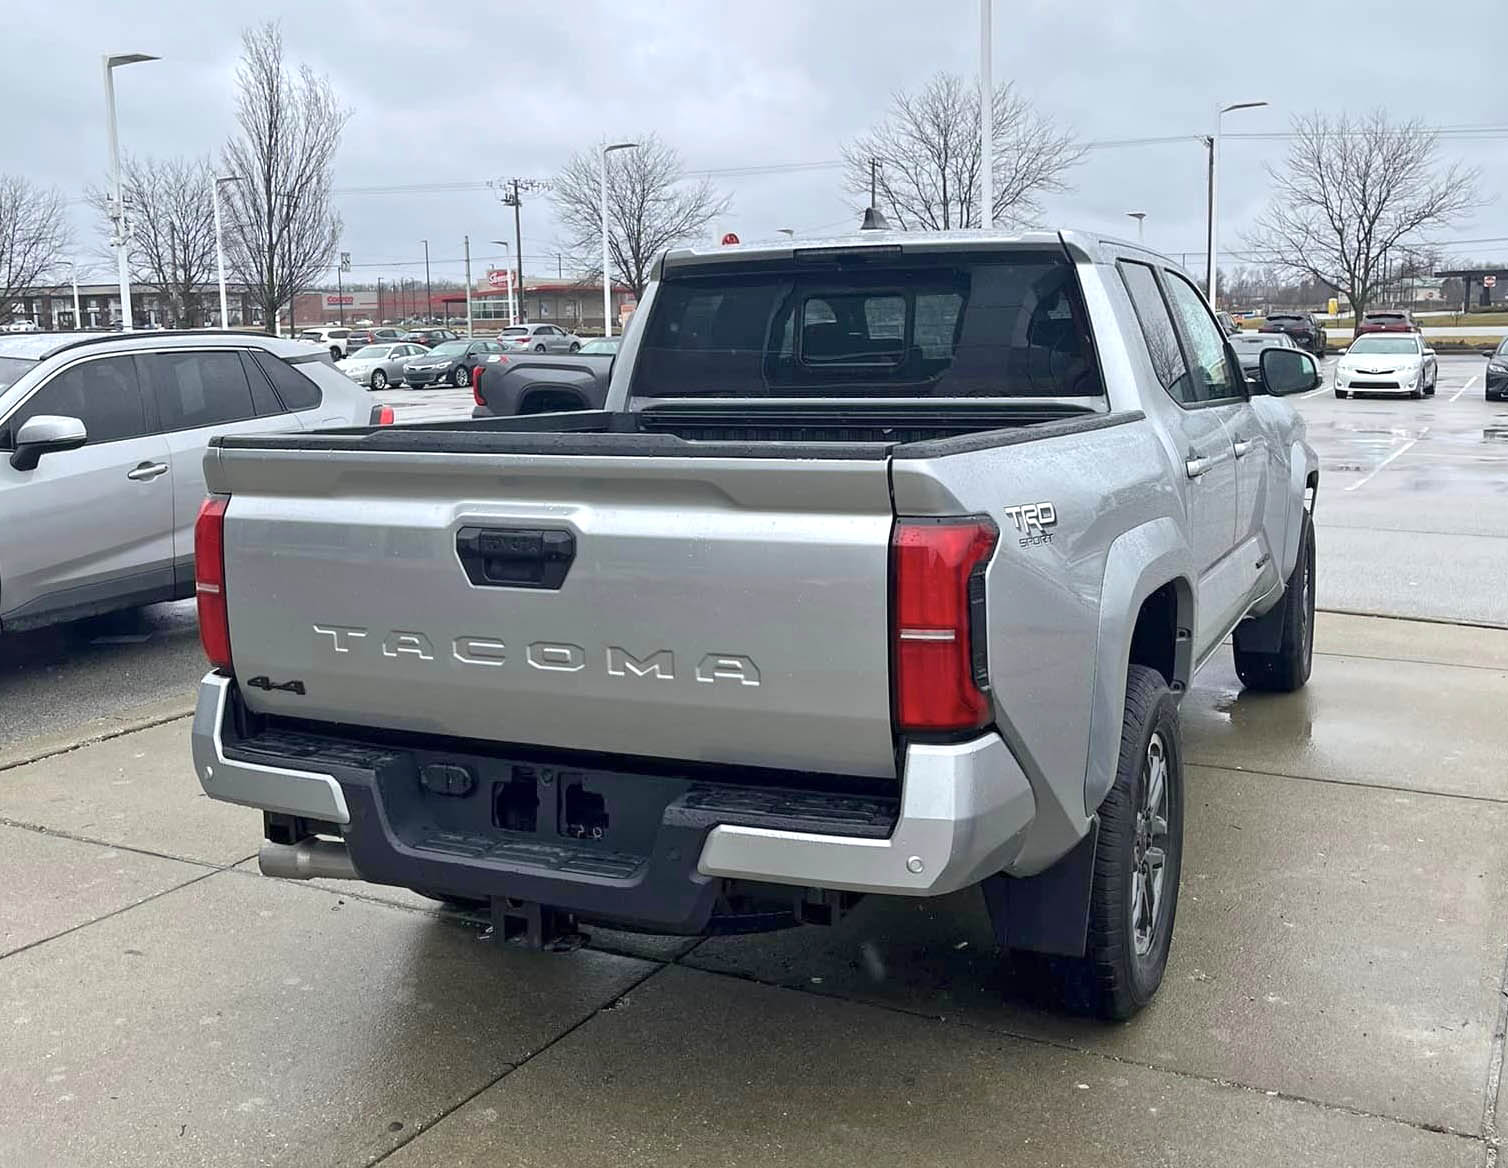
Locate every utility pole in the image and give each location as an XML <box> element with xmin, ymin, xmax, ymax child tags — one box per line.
<box><xmin>464</xmin><ymin>235</ymin><xmax>474</xmax><ymax>337</ymax></box>
<box><xmin>421</xmin><ymin>239</ymin><xmax>431</xmax><ymax>324</ymax></box>
<box><xmin>377</xmin><ymin>276</ymin><xmax>383</xmax><ymax>323</ymax></box>
<box><xmin>870</xmin><ymin>158</ymin><xmax>878</xmax><ymax>208</ymax></box>
<box><xmin>511</xmin><ymin>181</ymin><xmax>524</xmax><ymax>324</ymax></box>
<box><xmin>979</xmin><ymin>0</ymin><xmax>993</xmax><ymax>229</ymax></box>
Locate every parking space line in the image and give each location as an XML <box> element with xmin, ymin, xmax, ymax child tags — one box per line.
<box><xmin>1449</xmin><ymin>374</ymin><xmax>1478</xmax><ymax>403</ymax></box>
<box><xmin>1344</xmin><ymin>426</ymin><xmax>1430</xmax><ymax>492</ymax></box>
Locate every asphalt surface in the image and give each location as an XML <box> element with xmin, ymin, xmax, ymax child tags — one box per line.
<box><xmin>2</xmin><ymin>353</ymin><xmax>1506</xmax><ymax>1166</ymax></box>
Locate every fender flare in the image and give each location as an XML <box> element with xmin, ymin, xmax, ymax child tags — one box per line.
<box><xmin>1278</xmin><ymin>441</ymin><xmax>1320</xmax><ymax>581</ymax></box>
<box><xmin>1082</xmin><ymin>517</ymin><xmax>1195</xmax><ymax>817</ymax></box>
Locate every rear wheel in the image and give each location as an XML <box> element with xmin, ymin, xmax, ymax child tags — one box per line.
<box><xmin>569</xmin><ymin>341</ymin><xmax>581</xmax><ymax>352</ymax></box>
<box><xmin>1037</xmin><ymin>665</ymin><xmax>1183</xmax><ymax>1021</ymax></box>
<box><xmin>370</xmin><ymin>369</ymin><xmax>388</xmax><ymax>390</ymax></box>
<box><xmin>1233</xmin><ymin>512</ymin><xmax>1315</xmax><ymax>692</ymax></box>
<box><xmin>330</xmin><ymin>346</ymin><xmax>342</xmax><ymax>361</ymax></box>
<box><xmin>534</xmin><ymin>343</ymin><xmax>547</xmax><ymax>352</ymax></box>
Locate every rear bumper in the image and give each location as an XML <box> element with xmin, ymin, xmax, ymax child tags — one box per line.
<box><xmin>190</xmin><ymin>674</ymin><xmax>1037</xmax><ymax>929</ymax></box>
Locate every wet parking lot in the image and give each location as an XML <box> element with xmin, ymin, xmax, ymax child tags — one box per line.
<box><xmin>2</xmin><ymin>356</ymin><xmax>1506</xmax><ymax>1166</ymax></box>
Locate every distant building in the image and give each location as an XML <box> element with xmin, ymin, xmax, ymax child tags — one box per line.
<box><xmin>5</xmin><ymin>282</ymin><xmax>258</xmax><ymax>330</ymax></box>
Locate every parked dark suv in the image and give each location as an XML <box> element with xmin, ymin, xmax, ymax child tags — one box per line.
<box><xmin>1355</xmin><ymin>310</ymin><xmax>1418</xmax><ymax>338</ymax></box>
<box><xmin>1259</xmin><ymin>311</ymin><xmax>1327</xmax><ymax>356</ymax></box>
<box><xmin>401</xmin><ymin>327</ymin><xmax>461</xmax><ymax>349</ymax></box>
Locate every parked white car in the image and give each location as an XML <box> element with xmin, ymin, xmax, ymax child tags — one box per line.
<box><xmin>296</xmin><ymin>326</ymin><xmax>355</xmax><ymax>360</ymax></box>
<box><xmin>4</xmin><ymin>319</ymin><xmax>39</xmax><ymax>333</ymax></box>
<box><xmin>1333</xmin><ymin>333</ymin><xmax>1437</xmax><ymax>399</ymax></box>
<box><xmin>498</xmin><ymin>323</ymin><xmax>584</xmax><ymax>353</ymax></box>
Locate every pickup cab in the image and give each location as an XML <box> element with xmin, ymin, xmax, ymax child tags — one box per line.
<box><xmin>189</xmin><ymin>230</ymin><xmax>1320</xmax><ymax>1019</ymax></box>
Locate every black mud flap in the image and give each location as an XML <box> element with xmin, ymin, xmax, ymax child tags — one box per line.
<box><xmin>982</xmin><ymin>817</ymin><xmax>1098</xmax><ymax>957</ymax></box>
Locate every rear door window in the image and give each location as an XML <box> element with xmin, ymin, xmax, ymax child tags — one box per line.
<box><xmin>631</xmin><ymin>252</ymin><xmax>1101</xmax><ymax>399</ymax></box>
<box><xmin>148</xmin><ymin>351</ymin><xmax>258</xmax><ymax>431</ymax></box>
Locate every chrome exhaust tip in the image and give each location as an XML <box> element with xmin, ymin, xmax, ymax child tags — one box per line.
<box><xmin>258</xmin><ymin>838</ymin><xmax>359</xmax><ymax>881</ymax></box>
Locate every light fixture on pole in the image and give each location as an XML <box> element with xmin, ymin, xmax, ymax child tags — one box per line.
<box><xmin>1207</xmin><ymin>100</ymin><xmax>1267</xmax><ymax>306</ymax></box>
<box><xmin>212</xmin><ymin>175</ymin><xmax>240</xmax><ymax>328</ymax></box>
<box><xmin>600</xmin><ymin>141</ymin><xmax>638</xmax><ymax>337</ymax></box>
<box><xmin>103</xmin><ymin>52</ymin><xmax>158</xmax><ymax>331</ymax></box>
<box><xmin>490</xmin><ymin>240</ymin><xmax>517</xmax><ymax>326</ymax></box>
<box><xmin>979</xmin><ymin>0</ymin><xmax>993</xmax><ymax>229</ymax></box>
<box><xmin>1126</xmin><ymin>212</ymin><xmax>1147</xmax><ymax>243</ymax></box>
<box><xmin>777</xmin><ymin>228</ymin><xmax>795</xmax><ymax>238</ymax></box>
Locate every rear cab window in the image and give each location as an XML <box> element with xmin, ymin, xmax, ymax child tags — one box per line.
<box><xmin>251</xmin><ymin>351</ymin><xmax>324</xmax><ymax>411</ymax></box>
<box><xmin>630</xmin><ymin>249</ymin><xmax>1103</xmax><ymax>401</ymax></box>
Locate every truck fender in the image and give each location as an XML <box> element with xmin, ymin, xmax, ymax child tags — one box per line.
<box><xmin>1278</xmin><ymin>441</ymin><xmax>1319</xmax><ymax>582</ymax></box>
<box><xmin>1083</xmin><ymin>517</ymin><xmax>1195</xmax><ymax>818</ymax></box>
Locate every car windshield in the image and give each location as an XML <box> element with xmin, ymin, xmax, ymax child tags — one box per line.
<box><xmin>631</xmin><ymin>252</ymin><xmax>1103</xmax><ymax>400</ymax></box>
<box><xmin>501</xmin><ymin>327</ymin><xmax>530</xmax><ymax>337</ymax></box>
<box><xmin>1231</xmin><ymin>334</ymin><xmax>1288</xmax><ymax>348</ymax></box>
<box><xmin>428</xmin><ymin>341</ymin><xmax>470</xmax><ymax>356</ymax></box>
<box><xmin>351</xmin><ymin>345</ymin><xmax>392</xmax><ymax>359</ymax></box>
<box><xmin>579</xmin><ymin>338</ymin><xmax>618</xmax><ymax>355</ymax></box>
<box><xmin>0</xmin><ymin>354</ymin><xmax>36</xmax><ymax>391</ymax></box>
<box><xmin>1347</xmin><ymin>336</ymin><xmax>1420</xmax><ymax>355</ymax></box>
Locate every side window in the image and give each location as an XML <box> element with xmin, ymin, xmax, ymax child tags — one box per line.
<box><xmin>149</xmin><ymin>351</ymin><xmax>257</xmax><ymax>430</ymax></box>
<box><xmin>1119</xmin><ymin>261</ymin><xmax>1193</xmax><ymax>404</ymax></box>
<box><xmin>251</xmin><ymin>352</ymin><xmax>323</xmax><ymax>411</ymax></box>
<box><xmin>1162</xmin><ymin>272</ymin><xmax>1244</xmax><ymax>403</ymax></box>
<box><xmin>5</xmin><ymin>356</ymin><xmax>147</xmax><ymax>446</ymax></box>
<box><xmin>238</xmin><ymin>352</ymin><xmax>285</xmax><ymax>416</ymax></box>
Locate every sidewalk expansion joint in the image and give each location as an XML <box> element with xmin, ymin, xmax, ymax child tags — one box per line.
<box><xmin>1185</xmin><ymin>762</ymin><xmax>1508</xmax><ymax>807</ymax></box>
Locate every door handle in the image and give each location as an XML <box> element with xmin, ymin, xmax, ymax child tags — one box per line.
<box><xmin>126</xmin><ymin>461</ymin><xmax>169</xmax><ymax>482</ymax></box>
<box><xmin>1232</xmin><ymin>438</ymin><xmax>1255</xmax><ymax>458</ymax></box>
<box><xmin>1185</xmin><ymin>456</ymin><xmax>1212</xmax><ymax>479</ymax></box>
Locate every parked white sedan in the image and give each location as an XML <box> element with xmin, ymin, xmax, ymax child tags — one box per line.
<box><xmin>498</xmin><ymin>323</ymin><xmax>584</xmax><ymax>353</ymax></box>
<box><xmin>1334</xmin><ymin>333</ymin><xmax>1437</xmax><ymax>399</ymax></box>
<box><xmin>337</xmin><ymin>342</ymin><xmax>427</xmax><ymax>390</ymax></box>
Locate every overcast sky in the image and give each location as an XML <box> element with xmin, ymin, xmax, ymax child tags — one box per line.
<box><xmin>6</xmin><ymin>0</ymin><xmax>1503</xmax><ymax>287</ymax></box>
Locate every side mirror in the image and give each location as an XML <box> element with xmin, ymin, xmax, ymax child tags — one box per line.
<box><xmin>10</xmin><ymin>414</ymin><xmax>88</xmax><ymax>471</ymax></box>
<box><xmin>1483</xmin><ymin>348</ymin><xmax>1499</xmax><ymax>358</ymax></box>
<box><xmin>1260</xmin><ymin>348</ymin><xmax>1320</xmax><ymax>396</ymax></box>
<box><xmin>1423</xmin><ymin>347</ymin><xmax>1436</xmax><ymax>356</ymax></box>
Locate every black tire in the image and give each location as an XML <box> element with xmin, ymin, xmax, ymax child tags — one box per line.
<box><xmin>569</xmin><ymin>341</ymin><xmax>581</xmax><ymax>352</ymax></box>
<box><xmin>1233</xmin><ymin>512</ymin><xmax>1315</xmax><ymax>692</ymax></box>
<box><xmin>330</xmin><ymin>346</ymin><xmax>342</xmax><ymax>361</ymax></box>
<box><xmin>534</xmin><ymin>343</ymin><xmax>546</xmax><ymax>352</ymax></box>
<box><xmin>370</xmin><ymin>369</ymin><xmax>388</xmax><ymax>391</ymax></box>
<box><xmin>452</xmin><ymin>365</ymin><xmax>470</xmax><ymax>388</ymax></box>
<box><xmin>1334</xmin><ymin>389</ymin><xmax>1346</xmax><ymax>399</ymax></box>
<box><xmin>1049</xmin><ymin>665</ymin><xmax>1184</xmax><ymax>1021</ymax></box>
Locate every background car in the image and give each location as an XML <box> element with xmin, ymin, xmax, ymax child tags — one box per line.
<box><xmin>1229</xmin><ymin>331</ymin><xmax>1299</xmax><ymax>385</ymax></box>
<box><xmin>0</xmin><ymin>331</ymin><xmax>388</xmax><ymax>634</ymax></box>
<box><xmin>401</xmin><ymin>327</ymin><xmax>460</xmax><ymax>348</ymax></box>
<box><xmin>1259</xmin><ymin>311</ymin><xmax>1327</xmax><ymax>355</ymax></box>
<box><xmin>1216</xmin><ymin>310</ymin><xmax>1240</xmax><ymax>336</ymax></box>
<box><xmin>1485</xmin><ymin>338</ymin><xmax>1508</xmax><ymax>401</ymax></box>
<box><xmin>1334</xmin><ymin>333</ymin><xmax>1436</xmax><ymax>399</ymax></box>
<box><xmin>4</xmin><ymin>319</ymin><xmax>39</xmax><ymax>333</ymax></box>
<box><xmin>401</xmin><ymin>338</ymin><xmax>504</xmax><ymax>388</ymax></box>
<box><xmin>296</xmin><ymin>326</ymin><xmax>354</xmax><ymax>359</ymax></box>
<box><xmin>498</xmin><ymin>323</ymin><xmax>584</xmax><ymax>353</ymax></box>
<box><xmin>576</xmin><ymin>336</ymin><xmax>619</xmax><ymax>356</ymax></box>
<box><xmin>338</xmin><ymin>341</ymin><xmax>427</xmax><ymax>389</ymax></box>
<box><xmin>345</xmin><ymin>327</ymin><xmax>406</xmax><ymax>349</ymax></box>
<box><xmin>1355</xmin><ymin>309</ymin><xmax>1418</xmax><ymax>337</ymax></box>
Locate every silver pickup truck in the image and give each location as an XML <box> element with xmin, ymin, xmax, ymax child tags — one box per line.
<box><xmin>190</xmin><ymin>230</ymin><xmax>1320</xmax><ymax>1019</ymax></box>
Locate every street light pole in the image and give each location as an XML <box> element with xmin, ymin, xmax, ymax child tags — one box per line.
<box><xmin>600</xmin><ymin>142</ymin><xmax>638</xmax><ymax>337</ymax></box>
<box><xmin>68</xmin><ymin>260</ymin><xmax>81</xmax><ymax>330</ymax></box>
<box><xmin>1207</xmin><ymin>99</ymin><xmax>1268</xmax><ymax>307</ymax></box>
<box><xmin>211</xmin><ymin>175</ymin><xmax>239</xmax><ymax>329</ymax></box>
<box><xmin>464</xmin><ymin>235</ymin><xmax>474</xmax><ymax>338</ymax></box>
<box><xmin>492</xmin><ymin>241</ymin><xmax>517</xmax><ymax>326</ymax></box>
<box><xmin>979</xmin><ymin>0</ymin><xmax>993</xmax><ymax>229</ymax></box>
<box><xmin>103</xmin><ymin>52</ymin><xmax>158</xmax><ymax>331</ymax></box>
<box><xmin>421</xmin><ymin>239</ymin><xmax>432</xmax><ymax>324</ymax></box>
<box><xmin>1126</xmin><ymin>212</ymin><xmax>1147</xmax><ymax>243</ymax></box>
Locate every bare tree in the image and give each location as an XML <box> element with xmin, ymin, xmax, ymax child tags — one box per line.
<box><xmin>86</xmin><ymin>155</ymin><xmax>219</xmax><ymax>327</ymax></box>
<box><xmin>842</xmin><ymin>73</ymin><xmax>1082</xmax><ymax>231</ymax></box>
<box><xmin>1246</xmin><ymin>112</ymin><xmax>1477</xmax><ymax>326</ymax></box>
<box><xmin>0</xmin><ymin>175</ymin><xmax>70</xmax><ymax>322</ymax></box>
<box><xmin>551</xmin><ymin>135</ymin><xmax>730</xmax><ymax>300</ymax></box>
<box><xmin>220</xmin><ymin>22</ymin><xmax>347</xmax><ymax>332</ymax></box>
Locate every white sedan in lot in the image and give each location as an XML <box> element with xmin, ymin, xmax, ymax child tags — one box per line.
<box><xmin>1334</xmin><ymin>333</ymin><xmax>1437</xmax><ymax>399</ymax></box>
<box><xmin>336</xmin><ymin>342</ymin><xmax>428</xmax><ymax>390</ymax></box>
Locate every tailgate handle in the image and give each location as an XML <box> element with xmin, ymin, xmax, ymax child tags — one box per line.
<box><xmin>456</xmin><ymin>526</ymin><xmax>575</xmax><ymax>589</ymax></box>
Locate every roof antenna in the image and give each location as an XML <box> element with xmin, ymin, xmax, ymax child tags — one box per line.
<box><xmin>860</xmin><ymin>207</ymin><xmax>890</xmax><ymax>231</ymax></box>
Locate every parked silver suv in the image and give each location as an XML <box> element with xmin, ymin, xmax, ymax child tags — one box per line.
<box><xmin>0</xmin><ymin>331</ymin><xmax>379</xmax><ymax>633</ymax></box>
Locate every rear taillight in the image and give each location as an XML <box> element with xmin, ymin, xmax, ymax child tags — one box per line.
<box><xmin>891</xmin><ymin>517</ymin><xmax>998</xmax><ymax>733</ymax></box>
<box><xmin>194</xmin><ymin>495</ymin><xmax>231</xmax><ymax>671</ymax></box>
<box><xmin>472</xmin><ymin>364</ymin><xmax>486</xmax><ymax>407</ymax></box>
<box><xmin>369</xmin><ymin>404</ymin><xmax>395</xmax><ymax>425</ymax></box>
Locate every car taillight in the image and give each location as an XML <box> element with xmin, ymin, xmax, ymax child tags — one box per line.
<box><xmin>369</xmin><ymin>404</ymin><xmax>395</xmax><ymax>425</ymax></box>
<box><xmin>194</xmin><ymin>495</ymin><xmax>231</xmax><ymax>671</ymax></box>
<box><xmin>891</xmin><ymin>517</ymin><xmax>998</xmax><ymax>733</ymax></box>
<box><xmin>472</xmin><ymin>364</ymin><xmax>486</xmax><ymax>407</ymax></box>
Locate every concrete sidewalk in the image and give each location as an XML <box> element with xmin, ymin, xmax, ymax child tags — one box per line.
<box><xmin>2</xmin><ymin>611</ymin><xmax>1505</xmax><ymax>1167</ymax></box>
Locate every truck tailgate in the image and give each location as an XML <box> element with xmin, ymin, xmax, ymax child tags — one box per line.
<box><xmin>214</xmin><ymin>447</ymin><xmax>898</xmax><ymax>779</ymax></box>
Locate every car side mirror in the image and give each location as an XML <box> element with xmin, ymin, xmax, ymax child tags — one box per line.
<box><xmin>1260</xmin><ymin>348</ymin><xmax>1319</xmax><ymax>396</ymax></box>
<box><xmin>1423</xmin><ymin>347</ymin><xmax>1435</xmax><ymax>356</ymax></box>
<box><xmin>1484</xmin><ymin>348</ymin><xmax>1499</xmax><ymax>358</ymax></box>
<box><xmin>10</xmin><ymin>414</ymin><xmax>88</xmax><ymax>471</ymax></box>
